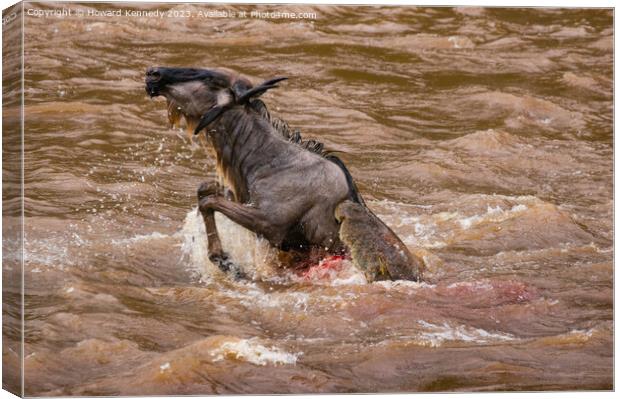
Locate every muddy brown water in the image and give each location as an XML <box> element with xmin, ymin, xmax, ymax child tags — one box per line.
<box><xmin>2</xmin><ymin>2</ymin><xmax>613</xmax><ymax>395</ymax></box>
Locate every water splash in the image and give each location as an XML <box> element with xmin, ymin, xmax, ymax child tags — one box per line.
<box><xmin>417</xmin><ymin>320</ymin><xmax>516</xmax><ymax>347</ymax></box>
<box><xmin>177</xmin><ymin>208</ymin><xmax>280</xmax><ymax>283</ymax></box>
<box><xmin>209</xmin><ymin>337</ymin><xmax>301</xmax><ymax>366</ymax></box>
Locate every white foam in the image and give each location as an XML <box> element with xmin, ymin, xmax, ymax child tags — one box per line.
<box><xmin>330</xmin><ymin>272</ymin><xmax>368</xmax><ymax>286</ymax></box>
<box><xmin>222</xmin><ymin>283</ymin><xmax>311</xmax><ymax>311</ymax></box>
<box><xmin>446</xmin><ymin>281</ymin><xmax>494</xmax><ymax>291</ymax></box>
<box><xmin>380</xmin><ymin>213</ymin><xmax>446</xmax><ymax>249</ymax></box>
<box><xmin>178</xmin><ymin>208</ymin><xmax>213</xmax><ymax>282</ymax></box>
<box><xmin>457</xmin><ymin>204</ymin><xmax>528</xmax><ymax>230</ymax></box>
<box><xmin>23</xmin><ymin>236</ymin><xmax>71</xmax><ymax>268</ymax></box>
<box><xmin>565</xmin><ymin>328</ymin><xmax>595</xmax><ymax>338</ymax></box>
<box><xmin>375</xmin><ymin>280</ymin><xmax>436</xmax><ymax>290</ymax></box>
<box><xmin>417</xmin><ymin>320</ymin><xmax>515</xmax><ymax>347</ymax></box>
<box><xmin>209</xmin><ymin>338</ymin><xmax>301</xmax><ymax>366</ymax></box>
<box><xmin>213</xmin><ymin>212</ymin><xmax>275</xmax><ymax>273</ymax></box>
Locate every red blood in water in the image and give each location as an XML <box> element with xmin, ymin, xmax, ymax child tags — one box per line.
<box><xmin>301</xmin><ymin>255</ymin><xmax>346</xmax><ymax>281</ymax></box>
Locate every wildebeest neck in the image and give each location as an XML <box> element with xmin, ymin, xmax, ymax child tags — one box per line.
<box><xmin>208</xmin><ymin>106</ymin><xmax>285</xmax><ymax>203</ymax></box>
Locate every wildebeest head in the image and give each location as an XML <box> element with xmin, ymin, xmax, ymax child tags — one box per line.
<box><xmin>145</xmin><ymin>67</ymin><xmax>286</xmax><ymax>135</ymax></box>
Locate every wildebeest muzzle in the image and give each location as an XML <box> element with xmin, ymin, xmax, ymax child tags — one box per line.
<box><xmin>145</xmin><ymin>67</ymin><xmax>163</xmax><ymax>97</ymax></box>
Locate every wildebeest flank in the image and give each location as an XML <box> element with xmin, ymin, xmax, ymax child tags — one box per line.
<box><xmin>145</xmin><ymin>67</ymin><xmax>424</xmax><ymax>282</ymax></box>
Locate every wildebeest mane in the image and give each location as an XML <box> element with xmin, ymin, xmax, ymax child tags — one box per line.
<box><xmin>249</xmin><ymin>99</ymin><xmax>365</xmax><ymax>205</ymax></box>
<box><xmin>249</xmin><ymin>99</ymin><xmax>329</xmax><ymax>156</ymax></box>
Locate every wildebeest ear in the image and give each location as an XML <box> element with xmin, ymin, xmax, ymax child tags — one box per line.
<box><xmin>237</xmin><ymin>77</ymin><xmax>288</xmax><ymax>104</ymax></box>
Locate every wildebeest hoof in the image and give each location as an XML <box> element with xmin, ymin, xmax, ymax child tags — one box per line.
<box><xmin>197</xmin><ymin>181</ymin><xmax>222</xmax><ymax>201</ymax></box>
<box><xmin>209</xmin><ymin>252</ymin><xmax>246</xmax><ymax>280</ymax></box>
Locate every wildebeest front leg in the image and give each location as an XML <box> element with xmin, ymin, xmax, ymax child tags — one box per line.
<box><xmin>197</xmin><ymin>181</ymin><xmax>246</xmax><ymax>279</ymax></box>
<box><xmin>198</xmin><ymin>196</ymin><xmax>280</xmax><ymax>247</ymax></box>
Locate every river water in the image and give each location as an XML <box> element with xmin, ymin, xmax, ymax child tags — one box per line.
<box><xmin>2</xmin><ymin>2</ymin><xmax>613</xmax><ymax>395</ymax></box>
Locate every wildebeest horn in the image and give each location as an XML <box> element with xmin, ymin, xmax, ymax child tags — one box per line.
<box><xmin>194</xmin><ymin>77</ymin><xmax>288</xmax><ymax>135</ymax></box>
<box><xmin>193</xmin><ymin>105</ymin><xmax>225</xmax><ymax>135</ymax></box>
<box><xmin>237</xmin><ymin>77</ymin><xmax>288</xmax><ymax>104</ymax></box>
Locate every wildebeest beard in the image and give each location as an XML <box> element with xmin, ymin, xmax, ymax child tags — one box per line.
<box><xmin>145</xmin><ymin>67</ymin><xmax>424</xmax><ymax>282</ymax></box>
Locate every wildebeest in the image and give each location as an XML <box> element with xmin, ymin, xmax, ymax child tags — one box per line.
<box><xmin>145</xmin><ymin>67</ymin><xmax>424</xmax><ymax>282</ymax></box>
